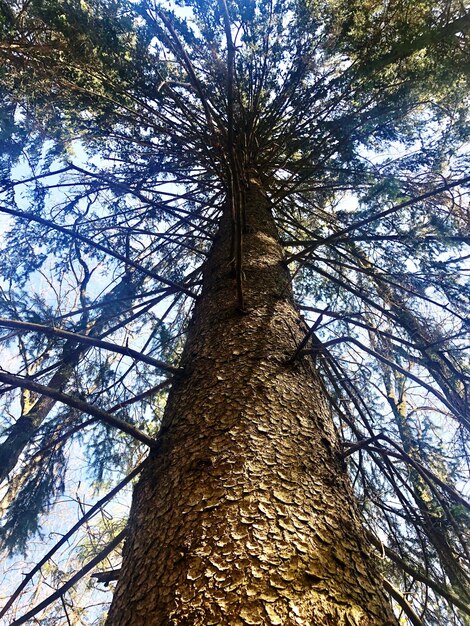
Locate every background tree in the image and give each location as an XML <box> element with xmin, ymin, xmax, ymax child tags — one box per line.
<box><xmin>0</xmin><ymin>0</ymin><xmax>469</xmax><ymax>623</ymax></box>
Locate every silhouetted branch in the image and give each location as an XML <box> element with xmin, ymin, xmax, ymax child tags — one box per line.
<box><xmin>382</xmin><ymin>578</ymin><xmax>425</xmax><ymax>626</ymax></box>
<box><xmin>0</xmin><ymin>463</ymin><xmax>144</xmax><ymax>619</ymax></box>
<box><xmin>0</xmin><ymin>205</ymin><xmax>196</xmax><ymax>297</ymax></box>
<box><xmin>0</xmin><ymin>318</ymin><xmax>181</xmax><ymax>375</ymax></box>
<box><xmin>302</xmin><ymin>336</ymin><xmax>469</xmax><ymax>428</ymax></box>
<box><xmin>8</xmin><ymin>529</ymin><xmax>127</xmax><ymax>626</ymax></box>
<box><xmin>0</xmin><ymin>373</ymin><xmax>157</xmax><ymax>448</ymax></box>
<box><xmin>289</xmin><ymin>175</ymin><xmax>470</xmax><ymax>262</ymax></box>
<box><xmin>367</xmin><ymin>532</ymin><xmax>470</xmax><ymax>618</ymax></box>
<box><xmin>91</xmin><ymin>569</ymin><xmax>121</xmax><ymax>585</ymax></box>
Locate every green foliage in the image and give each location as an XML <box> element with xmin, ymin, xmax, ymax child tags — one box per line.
<box><xmin>0</xmin><ymin>0</ymin><xmax>468</xmax><ymax>623</ymax></box>
<box><xmin>0</xmin><ymin>445</ymin><xmax>66</xmax><ymax>555</ymax></box>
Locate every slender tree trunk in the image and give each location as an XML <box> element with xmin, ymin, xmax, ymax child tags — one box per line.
<box><xmin>0</xmin><ymin>354</ymin><xmax>79</xmax><ymax>485</ymax></box>
<box><xmin>384</xmin><ymin>372</ymin><xmax>470</xmax><ymax>618</ymax></box>
<box><xmin>106</xmin><ymin>179</ymin><xmax>397</xmax><ymax>625</ymax></box>
<box><xmin>0</xmin><ymin>275</ymin><xmax>138</xmax><ymax>485</ymax></box>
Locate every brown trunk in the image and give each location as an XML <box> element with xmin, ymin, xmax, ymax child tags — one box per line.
<box><xmin>106</xmin><ymin>179</ymin><xmax>397</xmax><ymax>625</ymax></box>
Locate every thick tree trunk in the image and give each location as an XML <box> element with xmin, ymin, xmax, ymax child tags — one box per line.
<box><xmin>106</xmin><ymin>179</ymin><xmax>397</xmax><ymax>625</ymax></box>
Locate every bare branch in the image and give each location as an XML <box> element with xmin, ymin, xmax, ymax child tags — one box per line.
<box><xmin>367</xmin><ymin>532</ymin><xmax>470</xmax><ymax>618</ymax></box>
<box><xmin>8</xmin><ymin>529</ymin><xmax>127</xmax><ymax>626</ymax></box>
<box><xmin>0</xmin><ymin>318</ymin><xmax>182</xmax><ymax>375</ymax></box>
<box><xmin>0</xmin><ymin>373</ymin><xmax>158</xmax><ymax>448</ymax></box>
<box><xmin>0</xmin><ymin>205</ymin><xmax>196</xmax><ymax>297</ymax></box>
<box><xmin>289</xmin><ymin>176</ymin><xmax>470</xmax><ymax>262</ymax></box>
<box><xmin>382</xmin><ymin>578</ymin><xmax>425</xmax><ymax>626</ymax></box>
<box><xmin>0</xmin><ymin>463</ymin><xmax>144</xmax><ymax>619</ymax></box>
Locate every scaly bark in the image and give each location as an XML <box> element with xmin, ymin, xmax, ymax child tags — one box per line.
<box><xmin>106</xmin><ymin>179</ymin><xmax>397</xmax><ymax>625</ymax></box>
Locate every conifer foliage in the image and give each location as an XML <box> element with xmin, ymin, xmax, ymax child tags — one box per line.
<box><xmin>0</xmin><ymin>0</ymin><xmax>469</xmax><ymax>623</ymax></box>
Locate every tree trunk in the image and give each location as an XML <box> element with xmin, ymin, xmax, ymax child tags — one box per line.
<box><xmin>106</xmin><ymin>179</ymin><xmax>397</xmax><ymax>625</ymax></box>
<box><xmin>0</xmin><ymin>274</ymin><xmax>139</xmax><ymax>486</ymax></box>
<box><xmin>385</xmin><ymin>371</ymin><xmax>470</xmax><ymax>617</ymax></box>
<box><xmin>0</xmin><ymin>355</ymin><xmax>78</xmax><ymax>486</ymax></box>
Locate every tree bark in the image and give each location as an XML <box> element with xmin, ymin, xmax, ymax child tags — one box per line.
<box><xmin>106</xmin><ymin>179</ymin><xmax>398</xmax><ymax>625</ymax></box>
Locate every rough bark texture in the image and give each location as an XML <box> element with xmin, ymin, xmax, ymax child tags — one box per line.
<box><xmin>105</xmin><ymin>180</ymin><xmax>398</xmax><ymax>625</ymax></box>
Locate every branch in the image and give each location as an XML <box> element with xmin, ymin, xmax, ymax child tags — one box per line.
<box><xmin>28</xmin><ymin>380</ymin><xmax>171</xmax><ymax>462</ymax></box>
<box><xmin>1</xmin><ymin>165</ymin><xmax>73</xmax><ymax>191</ymax></box>
<box><xmin>343</xmin><ymin>435</ymin><xmax>470</xmax><ymax>511</ymax></box>
<box><xmin>0</xmin><ymin>317</ymin><xmax>182</xmax><ymax>375</ymax></box>
<box><xmin>299</xmin><ymin>305</ymin><xmax>417</xmax><ymax>350</ymax></box>
<box><xmin>287</xmin><ymin>306</ymin><xmax>329</xmax><ymax>363</ymax></box>
<box><xmin>0</xmin><ymin>463</ymin><xmax>144</xmax><ymax>619</ymax></box>
<box><xmin>367</xmin><ymin>532</ymin><xmax>470</xmax><ymax>618</ymax></box>
<box><xmin>8</xmin><ymin>529</ymin><xmax>127</xmax><ymax>626</ymax></box>
<box><xmin>302</xmin><ymin>336</ymin><xmax>467</xmax><ymax>427</ymax></box>
<box><xmin>0</xmin><ymin>372</ymin><xmax>157</xmax><ymax>449</ymax></box>
<box><xmin>91</xmin><ymin>569</ymin><xmax>121</xmax><ymax>585</ymax></box>
<box><xmin>155</xmin><ymin>9</ymin><xmax>217</xmax><ymax>141</ymax></box>
<box><xmin>289</xmin><ymin>175</ymin><xmax>470</xmax><ymax>262</ymax></box>
<box><xmin>0</xmin><ymin>205</ymin><xmax>196</xmax><ymax>297</ymax></box>
<box><xmin>355</xmin><ymin>13</ymin><xmax>470</xmax><ymax>78</ymax></box>
<box><xmin>109</xmin><ymin>379</ymin><xmax>172</xmax><ymax>411</ymax></box>
<box><xmin>342</xmin><ymin>434</ymin><xmax>382</xmax><ymax>458</ymax></box>
<box><xmin>299</xmin><ymin>263</ymin><xmax>403</xmax><ymax>325</ymax></box>
<box><xmin>284</xmin><ymin>234</ymin><xmax>470</xmax><ymax>246</ymax></box>
<box><xmin>382</xmin><ymin>578</ymin><xmax>425</xmax><ymax>626</ymax></box>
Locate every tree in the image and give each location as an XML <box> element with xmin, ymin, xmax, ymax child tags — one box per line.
<box><xmin>0</xmin><ymin>0</ymin><xmax>469</xmax><ymax>623</ymax></box>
